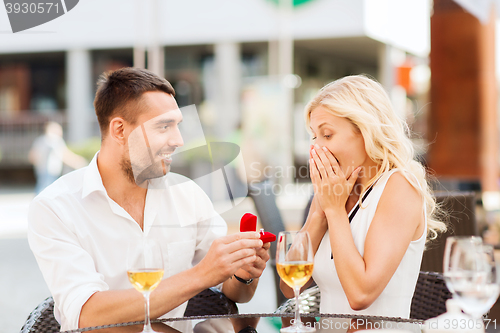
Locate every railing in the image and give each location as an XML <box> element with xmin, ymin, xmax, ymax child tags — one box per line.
<box><xmin>0</xmin><ymin>112</ymin><xmax>67</xmax><ymax>167</ymax></box>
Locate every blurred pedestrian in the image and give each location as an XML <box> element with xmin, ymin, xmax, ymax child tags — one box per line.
<box><xmin>29</xmin><ymin>121</ymin><xmax>87</xmax><ymax>194</ymax></box>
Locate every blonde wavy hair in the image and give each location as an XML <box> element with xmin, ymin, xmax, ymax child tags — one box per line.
<box><xmin>305</xmin><ymin>75</ymin><xmax>446</xmax><ymax>240</ymax></box>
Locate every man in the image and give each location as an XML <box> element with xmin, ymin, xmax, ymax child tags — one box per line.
<box><xmin>28</xmin><ymin>68</ymin><xmax>270</xmax><ymax>331</ymax></box>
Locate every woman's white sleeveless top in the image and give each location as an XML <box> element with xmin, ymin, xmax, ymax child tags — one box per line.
<box><xmin>312</xmin><ymin>169</ymin><xmax>427</xmax><ymax>318</ymax></box>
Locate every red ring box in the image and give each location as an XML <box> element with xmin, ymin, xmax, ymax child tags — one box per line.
<box><xmin>240</xmin><ymin>213</ymin><xmax>276</xmax><ymax>243</ymax></box>
<box><xmin>259</xmin><ymin>230</ymin><xmax>277</xmax><ymax>243</ymax></box>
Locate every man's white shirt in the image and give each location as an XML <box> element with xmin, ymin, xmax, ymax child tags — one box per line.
<box><xmin>28</xmin><ymin>153</ymin><xmax>227</xmax><ymax>331</ymax></box>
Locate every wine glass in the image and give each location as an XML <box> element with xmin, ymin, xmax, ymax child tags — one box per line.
<box><xmin>443</xmin><ymin>236</ymin><xmax>482</xmax><ymax>294</ymax></box>
<box><xmin>444</xmin><ymin>237</ymin><xmax>500</xmax><ymax>319</ymax></box>
<box><xmin>276</xmin><ymin>231</ymin><xmax>315</xmax><ymax>333</ymax></box>
<box><xmin>127</xmin><ymin>239</ymin><xmax>164</xmax><ymax>333</ymax></box>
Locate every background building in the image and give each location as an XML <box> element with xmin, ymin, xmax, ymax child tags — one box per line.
<box><xmin>0</xmin><ymin>0</ymin><xmax>431</xmax><ymax>194</ymax></box>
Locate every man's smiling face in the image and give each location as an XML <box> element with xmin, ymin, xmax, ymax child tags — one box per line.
<box><xmin>124</xmin><ymin>91</ymin><xmax>184</xmax><ymax>186</ymax></box>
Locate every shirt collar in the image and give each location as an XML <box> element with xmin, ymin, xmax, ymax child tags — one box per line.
<box><xmin>81</xmin><ymin>152</ymin><xmax>107</xmax><ymax>199</ymax></box>
<box><xmin>80</xmin><ymin>152</ymin><xmax>170</xmax><ymax>199</ymax></box>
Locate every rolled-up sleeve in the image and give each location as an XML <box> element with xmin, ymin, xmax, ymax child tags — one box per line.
<box><xmin>28</xmin><ymin>198</ymin><xmax>108</xmax><ymax>330</ymax></box>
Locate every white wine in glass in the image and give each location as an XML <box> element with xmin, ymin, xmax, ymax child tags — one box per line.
<box><xmin>128</xmin><ymin>269</ymin><xmax>164</xmax><ymax>293</ymax></box>
<box><xmin>276</xmin><ymin>262</ymin><xmax>314</xmax><ymax>289</ymax></box>
<box><xmin>276</xmin><ymin>231</ymin><xmax>315</xmax><ymax>333</ymax></box>
<box><xmin>127</xmin><ymin>239</ymin><xmax>164</xmax><ymax>333</ymax></box>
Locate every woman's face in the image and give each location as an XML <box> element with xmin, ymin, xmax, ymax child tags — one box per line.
<box><xmin>309</xmin><ymin>106</ymin><xmax>376</xmax><ymax>180</ymax></box>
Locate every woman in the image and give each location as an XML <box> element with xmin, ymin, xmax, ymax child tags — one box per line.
<box><xmin>280</xmin><ymin>75</ymin><xmax>446</xmax><ymax>318</ymax></box>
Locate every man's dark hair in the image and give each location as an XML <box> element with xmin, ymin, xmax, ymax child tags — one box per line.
<box><xmin>94</xmin><ymin>67</ymin><xmax>175</xmax><ymax>138</ymax></box>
